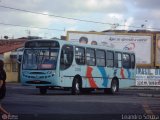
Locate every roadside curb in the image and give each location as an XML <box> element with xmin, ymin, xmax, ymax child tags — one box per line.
<box><xmin>138</xmin><ymin>93</ymin><xmax>160</xmax><ymax>98</ymax></box>
<box><xmin>125</xmin><ymin>86</ymin><xmax>160</xmax><ymax>90</ymax></box>
<box><xmin>6</xmin><ymin>82</ymin><xmax>21</xmax><ymax>86</ymax></box>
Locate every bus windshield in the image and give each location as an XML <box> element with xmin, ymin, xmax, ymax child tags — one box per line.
<box><xmin>22</xmin><ymin>49</ymin><xmax>59</xmax><ymax>70</ymax></box>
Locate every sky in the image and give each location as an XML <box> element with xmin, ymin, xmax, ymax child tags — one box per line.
<box><xmin>0</xmin><ymin>0</ymin><xmax>160</xmax><ymax>39</ymax></box>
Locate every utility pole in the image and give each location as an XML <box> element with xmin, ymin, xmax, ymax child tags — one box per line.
<box><xmin>25</xmin><ymin>29</ymin><xmax>31</xmax><ymax>37</ymax></box>
<box><xmin>145</xmin><ymin>20</ymin><xmax>148</xmax><ymax>30</ymax></box>
<box><xmin>111</xmin><ymin>16</ymin><xmax>119</xmax><ymax>30</ymax></box>
<box><xmin>25</xmin><ymin>29</ymin><xmax>31</xmax><ymax>40</ymax></box>
<box><xmin>141</xmin><ymin>20</ymin><xmax>148</xmax><ymax>31</ymax></box>
<box><xmin>124</xmin><ymin>19</ymin><xmax>126</xmax><ymax>30</ymax></box>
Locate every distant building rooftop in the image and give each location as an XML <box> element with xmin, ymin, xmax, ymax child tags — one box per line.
<box><xmin>0</xmin><ymin>39</ymin><xmax>26</xmax><ymax>54</ymax></box>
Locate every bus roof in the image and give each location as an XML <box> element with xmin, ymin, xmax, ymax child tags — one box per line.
<box><xmin>25</xmin><ymin>39</ymin><xmax>135</xmax><ymax>54</ymax></box>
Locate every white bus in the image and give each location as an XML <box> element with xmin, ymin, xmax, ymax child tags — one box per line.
<box><xmin>20</xmin><ymin>39</ymin><xmax>136</xmax><ymax>95</ymax></box>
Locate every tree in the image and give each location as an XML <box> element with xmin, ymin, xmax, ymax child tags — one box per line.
<box><xmin>4</xmin><ymin>36</ymin><xmax>8</xmax><ymax>39</ymax></box>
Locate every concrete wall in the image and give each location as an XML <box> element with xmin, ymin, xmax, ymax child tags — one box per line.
<box><xmin>4</xmin><ymin>52</ymin><xmax>19</xmax><ymax>82</ymax></box>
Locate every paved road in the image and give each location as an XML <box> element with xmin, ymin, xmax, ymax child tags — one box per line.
<box><xmin>1</xmin><ymin>83</ymin><xmax>160</xmax><ymax>120</ymax></box>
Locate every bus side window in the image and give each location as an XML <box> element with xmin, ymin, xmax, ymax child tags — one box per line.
<box><xmin>96</xmin><ymin>50</ymin><xmax>106</xmax><ymax>67</ymax></box>
<box><xmin>114</xmin><ymin>52</ymin><xmax>122</xmax><ymax>68</ymax></box>
<box><xmin>60</xmin><ymin>45</ymin><xmax>73</xmax><ymax>70</ymax></box>
<box><xmin>106</xmin><ymin>51</ymin><xmax>114</xmax><ymax>67</ymax></box>
<box><xmin>122</xmin><ymin>53</ymin><xmax>131</xmax><ymax>69</ymax></box>
<box><xmin>75</xmin><ymin>47</ymin><xmax>85</xmax><ymax>65</ymax></box>
<box><xmin>131</xmin><ymin>54</ymin><xmax>135</xmax><ymax>69</ymax></box>
<box><xmin>86</xmin><ymin>48</ymin><xmax>96</xmax><ymax>66</ymax></box>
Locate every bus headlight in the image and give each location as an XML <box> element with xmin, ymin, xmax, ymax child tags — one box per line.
<box><xmin>22</xmin><ymin>71</ymin><xmax>30</xmax><ymax>74</ymax></box>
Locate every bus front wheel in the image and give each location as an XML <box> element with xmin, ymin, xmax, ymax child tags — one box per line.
<box><xmin>39</xmin><ymin>88</ymin><xmax>47</xmax><ymax>95</ymax></box>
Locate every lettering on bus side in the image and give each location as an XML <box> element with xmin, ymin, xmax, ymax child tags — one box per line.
<box><xmin>75</xmin><ymin>67</ymin><xmax>81</xmax><ymax>72</ymax></box>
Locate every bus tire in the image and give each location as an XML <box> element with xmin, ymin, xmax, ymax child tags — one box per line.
<box><xmin>71</xmin><ymin>78</ymin><xmax>81</xmax><ymax>95</ymax></box>
<box><xmin>110</xmin><ymin>79</ymin><xmax>119</xmax><ymax>94</ymax></box>
<box><xmin>39</xmin><ymin>88</ymin><xmax>47</xmax><ymax>95</ymax></box>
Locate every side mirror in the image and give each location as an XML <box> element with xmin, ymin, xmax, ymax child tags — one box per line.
<box><xmin>17</xmin><ymin>54</ymin><xmax>22</xmax><ymax>64</ymax></box>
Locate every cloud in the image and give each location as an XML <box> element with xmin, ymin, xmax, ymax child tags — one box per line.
<box><xmin>1</xmin><ymin>0</ymin><xmax>127</xmax><ymax>14</ymax></box>
<box><xmin>66</xmin><ymin>27</ymin><xmax>77</xmax><ymax>31</ymax></box>
<box><xmin>124</xmin><ymin>17</ymin><xmax>134</xmax><ymax>30</ymax></box>
<box><xmin>132</xmin><ymin>0</ymin><xmax>160</xmax><ymax>10</ymax></box>
<box><xmin>0</xmin><ymin>0</ymin><xmax>127</xmax><ymax>26</ymax></box>
<box><xmin>84</xmin><ymin>0</ymin><xmax>127</xmax><ymax>13</ymax></box>
<box><xmin>0</xmin><ymin>5</ymin><xmax>60</xmax><ymax>38</ymax></box>
<box><xmin>0</xmin><ymin>11</ymin><xmax>52</xmax><ymax>27</ymax></box>
<box><xmin>0</xmin><ymin>0</ymin><xmax>160</xmax><ymax>38</ymax></box>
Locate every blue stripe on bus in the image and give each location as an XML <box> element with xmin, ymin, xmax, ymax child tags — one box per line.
<box><xmin>114</xmin><ymin>69</ymin><xmax>118</xmax><ymax>76</ymax></box>
<box><xmin>127</xmin><ymin>69</ymin><xmax>131</xmax><ymax>79</ymax></box>
<box><xmin>98</xmin><ymin>67</ymin><xmax>108</xmax><ymax>87</ymax></box>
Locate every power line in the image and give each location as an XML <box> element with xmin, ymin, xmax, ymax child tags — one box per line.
<box><xmin>0</xmin><ymin>5</ymin><xmax>142</xmax><ymax>28</ymax></box>
<box><xmin>0</xmin><ymin>22</ymin><xmax>65</xmax><ymax>31</ymax></box>
<box><xmin>0</xmin><ymin>5</ymin><xmax>114</xmax><ymax>25</ymax></box>
<box><xmin>0</xmin><ymin>5</ymin><xmax>160</xmax><ymax>31</ymax></box>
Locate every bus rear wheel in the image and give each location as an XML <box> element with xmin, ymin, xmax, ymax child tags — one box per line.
<box><xmin>39</xmin><ymin>88</ymin><xmax>47</xmax><ymax>95</ymax></box>
<box><xmin>71</xmin><ymin>78</ymin><xmax>81</xmax><ymax>95</ymax></box>
<box><xmin>110</xmin><ymin>79</ymin><xmax>119</xmax><ymax>94</ymax></box>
